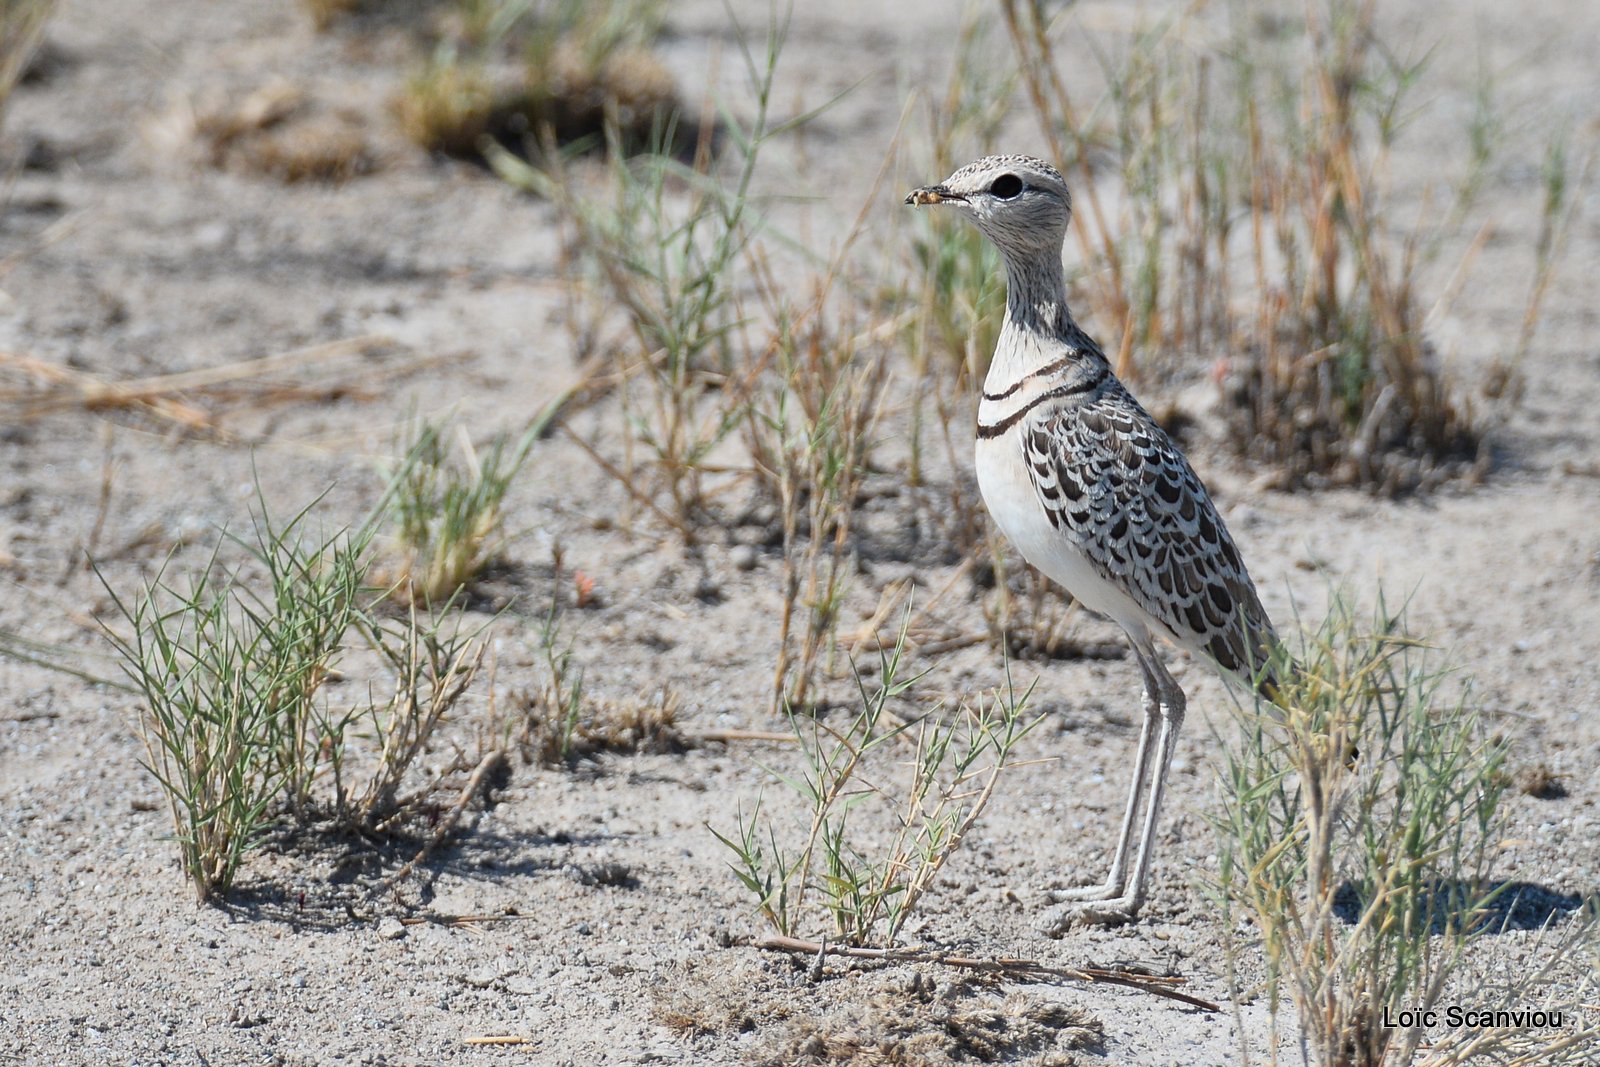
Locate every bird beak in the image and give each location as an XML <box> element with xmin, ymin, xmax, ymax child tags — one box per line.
<box><xmin>905</xmin><ymin>185</ymin><xmax>964</xmax><ymax>207</ymax></box>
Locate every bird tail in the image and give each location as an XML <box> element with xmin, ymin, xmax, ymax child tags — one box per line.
<box><xmin>1253</xmin><ymin>658</ymin><xmax>1299</xmax><ymax>715</ymax></box>
<box><xmin>1247</xmin><ymin>643</ymin><xmax>1360</xmax><ymax>768</ymax></box>
<box><xmin>1234</xmin><ymin>616</ymin><xmax>1299</xmax><ymax>716</ymax></box>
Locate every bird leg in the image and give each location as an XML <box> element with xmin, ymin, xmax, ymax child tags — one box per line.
<box><xmin>1117</xmin><ymin>663</ymin><xmax>1185</xmax><ymax>914</ymax></box>
<box><xmin>1039</xmin><ymin>644</ymin><xmax>1184</xmax><ymax>933</ymax></box>
<box><xmin>1044</xmin><ymin>681</ymin><xmax>1159</xmax><ymax>904</ymax></box>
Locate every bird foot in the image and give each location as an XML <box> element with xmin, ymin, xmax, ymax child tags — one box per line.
<box><xmin>1035</xmin><ymin>898</ymin><xmax>1140</xmax><ymax>937</ymax></box>
<box><xmin>1045</xmin><ymin>881</ymin><xmax>1125</xmax><ymax>904</ymax></box>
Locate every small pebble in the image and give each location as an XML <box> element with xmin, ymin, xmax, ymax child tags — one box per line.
<box><xmin>375</xmin><ymin>917</ymin><xmax>406</xmax><ymax>941</ymax></box>
<box><xmin>730</xmin><ymin>544</ymin><xmax>758</xmax><ymax>571</ymax></box>
<box><xmin>462</xmin><ymin>968</ymin><xmax>499</xmax><ymax>990</ymax></box>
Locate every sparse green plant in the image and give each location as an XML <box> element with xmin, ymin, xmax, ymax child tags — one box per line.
<box><xmin>1209</xmin><ymin>594</ymin><xmax>1545</xmax><ymax>1067</ymax></box>
<box><xmin>491</xmin><ymin>11</ymin><xmax>842</xmax><ymax>541</ymax></box>
<box><xmin>494</xmin><ymin>11</ymin><xmax>891</xmax><ymax>726</ymax></box>
<box><xmin>1488</xmin><ymin>128</ymin><xmax>1596</xmax><ymax>402</ymax></box>
<box><xmin>99</xmin><ymin>501</ymin><xmax>372</xmax><ymax>901</ymax></box>
<box><xmin>0</xmin><ymin>0</ymin><xmax>53</xmax><ymax>132</ymax></box>
<box><xmin>496</xmin><ymin>129</ymin><xmax>750</xmax><ymax>534</ymax></box>
<box><xmin>335</xmin><ymin>601</ymin><xmax>491</xmax><ymax>832</ymax></box>
<box><xmin>380</xmin><ymin>415</ymin><xmax>533</xmax><ymax>604</ymax></box>
<box><xmin>100</xmin><ymin>480</ymin><xmax>507</xmax><ymax>900</ymax></box>
<box><xmin>243</xmin><ymin>495</ymin><xmax>374</xmax><ymax>815</ymax></box>
<box><xmin>102</xmin><ymin>547</ymin><xmax>296</xmax><ymax>902</ymax></box>
<box><xmin>714</xmin><ymin>624</ymin><xmax>1040</xmax><ymax>946</ymax></box>
<box><xmin>717</xmin><ymin>88</ymin><xmax>905</xmax><ymax>711</ymax></box>
<box><xmin>516</xmin><ymin>604</ymin><xmax>586</xmax><ymax>763</ymax></box>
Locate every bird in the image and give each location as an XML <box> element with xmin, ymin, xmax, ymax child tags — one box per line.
<box><xmin>906</xmin><ymin>154</ymin><xmax>1283</xmax><ymax>931</ymax></box>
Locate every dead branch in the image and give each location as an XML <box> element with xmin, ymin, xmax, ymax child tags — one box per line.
<box><xmin>752</xmin><ymin>934</ymin><xmax>1220</xmax><ymax>1013</ymax></box>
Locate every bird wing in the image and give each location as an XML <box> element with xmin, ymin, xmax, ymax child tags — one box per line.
<box><xmin>1020</xmin><ymin>382</ymin><xmax>1280</xmax><ymax>687</ymax></box>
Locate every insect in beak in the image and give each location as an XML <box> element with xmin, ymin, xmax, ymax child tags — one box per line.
<box><xmin>904</xmin><ymin>185</ymin><xmax>964</xmax><ymax>206</ymax></box>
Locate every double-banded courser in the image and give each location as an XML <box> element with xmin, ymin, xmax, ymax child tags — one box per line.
<box><xmin>907</xmin><ymin>155</ymin><xmax>1282</xmax><ymax>930</ymax></box>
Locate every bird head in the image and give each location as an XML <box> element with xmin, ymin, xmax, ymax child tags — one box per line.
<box><xmin>904</xmin><ymin>154</ymin><xmax>1072</xmax><ymax>258</ymax></box>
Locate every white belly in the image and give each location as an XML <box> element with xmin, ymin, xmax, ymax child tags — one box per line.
<box><xmin>975</xmin><ymin>434</ymin><xmax>1150</xmax><ymax>635</ymax></box>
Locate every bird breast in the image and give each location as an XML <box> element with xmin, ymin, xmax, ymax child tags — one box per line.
<box><xmin>974</xmin><ymin>429</ymin><xmax>1149</xmax><ymax>627</ymax></box>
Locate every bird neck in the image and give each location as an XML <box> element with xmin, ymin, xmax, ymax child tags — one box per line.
<box><xmin>1001</xmin><ymin>249</ymin><xmax>1070</xmax><ymax>335</ymax></box>
<box><xmin>987</xmin><ymin>248</ymin><xmax>1107</xmax><ymax>389</ymax></box>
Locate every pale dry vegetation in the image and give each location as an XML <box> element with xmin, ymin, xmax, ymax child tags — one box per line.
<box><xmin>992</xmin><ymin>0</ymin><xmax>1580</xmax><ymax>494</ymax></box>
<box><xmin>388</xmin><ymin>0</ymin><xmax>684</xmax><ymax>163</ymax></box>
<box><xmin>188</xmin><ymin>83</ymin><xmax>377</xmax><ymax>184</ymax></box>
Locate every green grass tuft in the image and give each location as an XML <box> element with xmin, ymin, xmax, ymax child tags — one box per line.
<box><xmin>714</xmin><ymin>620</ymin><xmax>1040</xmax><ymax>946</ymax></box>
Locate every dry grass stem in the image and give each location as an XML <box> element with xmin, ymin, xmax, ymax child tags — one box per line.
<box><xmin>988</xmin><ymin>0</ymin><xmax>1527</xmax><ymax>493</ymax></box>
<box><xmin>0</xmin><ymin>335</ymin><xmax>424</xmax><ymax>435</ymax></box>
<box><xmin>0</xmin><ymin>0</ymin><xmax>54</xmax><ymax>131</ymax></box>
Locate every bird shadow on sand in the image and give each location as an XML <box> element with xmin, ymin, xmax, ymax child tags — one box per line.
<box><xmin>1333</xmin><ymin>878</ymin><xmax>1590</xmax><ymax>934</ymax></box>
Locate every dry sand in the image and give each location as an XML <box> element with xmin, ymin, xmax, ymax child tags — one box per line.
<box><xmin>1</xmin><ymin>0</ymin><xmax>1597</xmax><ymax>1064</ymax></box>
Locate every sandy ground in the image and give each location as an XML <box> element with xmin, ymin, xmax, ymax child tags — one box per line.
<box><xmin>1</xmin><ymin>0</ymin><xmax>1598</xmax><ymax>1064</ymax></box>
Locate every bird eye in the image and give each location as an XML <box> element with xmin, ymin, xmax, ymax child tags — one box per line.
<box><xmin>990</xmin><ymin>174</ymin><xmax>1024</xmax><ymax>199</ymax></box>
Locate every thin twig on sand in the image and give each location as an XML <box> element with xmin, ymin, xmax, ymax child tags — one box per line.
<box><xmin>462</xmin><ymin>1035</ymin><xmax>535</xmax><ymax>1046</ymax></box>
<box><xmin>694</xmin><ymin>728</ymin><xmax>798</xmax><ymax>744</ymax></box>
<box><xmin>753</xmin><ymin>934</ymin><xmax>1220</xmax><ymax>1013</ymax></box>
<box><xmin>378</xmin><ymin>749</ymin><xmax>509</xmax><ymax>892</ymax></box>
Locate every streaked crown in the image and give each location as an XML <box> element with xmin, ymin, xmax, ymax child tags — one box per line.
<box><xmin>905</xmin><ymin>154</ymin><xmax>1073</xmax><ymax>256</ymax></box>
